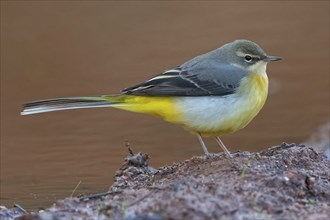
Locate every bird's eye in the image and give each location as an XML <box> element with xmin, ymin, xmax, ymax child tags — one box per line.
<box><xmin>244</xmin><ymin>55</ymin><xmax>252</xmax><ymax>62</ymax></box>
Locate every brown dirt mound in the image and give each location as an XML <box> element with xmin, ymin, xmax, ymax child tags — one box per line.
<box><xmin>3</xmin><ymin>143</ymin><xmax>330</xmax><ymax>220</ymax></box>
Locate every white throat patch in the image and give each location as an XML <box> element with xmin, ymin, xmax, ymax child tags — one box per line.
<box><xmin>247</xmin><ymin>61</ymin><xmax>267</xmax><ymax>76</ymax></box>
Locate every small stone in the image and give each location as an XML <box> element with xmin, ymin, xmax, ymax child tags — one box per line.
<box><xmin>305</xmin><ymin>176</ymin><xmax>315</xmax><ymax>190</ymax></box>
<box><xmin>298</xmin><ymin>191</ymin><xmax>305</xmax><ymax>198</ymax></box>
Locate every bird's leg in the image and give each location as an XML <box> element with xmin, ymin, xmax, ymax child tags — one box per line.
<box><xmin>215</xmin><ymin>137</ymin><xmax>233</xmax><ymax>158</ymax></box>
<box><xmin>197</xmin><ymin>133</ymin><xmax>210</xmax><ymax>155</ymax></box>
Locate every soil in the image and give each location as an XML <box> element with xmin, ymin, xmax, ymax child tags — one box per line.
<box><xmin>1</xmin><ymin>143</ymin><xmax>330</xmax><ymax>220</ymax></box>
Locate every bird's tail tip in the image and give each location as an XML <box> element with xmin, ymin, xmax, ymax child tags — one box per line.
<box><xmin>21</xmin><ymin>96</ymin><xmax>116</xmax><ymax>115</ymax></box>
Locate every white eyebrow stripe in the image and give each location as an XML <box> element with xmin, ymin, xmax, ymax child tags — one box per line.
<box><xmin>236</xmin><ymin>51</ymin><xmax>260</xmax><ymax>59</ymax></box>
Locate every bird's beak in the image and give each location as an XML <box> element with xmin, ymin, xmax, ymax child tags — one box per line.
<box><xmin>264</xmin><ymin>55</ymin><xmax>282</xmax><ymax>62</ymax></box>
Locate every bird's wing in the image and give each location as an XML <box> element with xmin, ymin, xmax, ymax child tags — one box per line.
<box><xmin>121</xmin><ymin>62</ymin><xmax>247</xmax><ymax>96</ymax></box>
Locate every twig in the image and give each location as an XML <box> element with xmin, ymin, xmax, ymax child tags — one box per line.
<box><xmin>125</xmin><ymin>141</ymin><xmax>134</xmax><ymax>156</ymax></box>
<box><xmin>70</xmin><ymin>180</ymin><xmax>82</xmax><ymax>198</ymax></box>
<box><xmin>127</xmin><ymin>188</ymin><xmax>161</xmax><ymax>207</ymax></box>
<box><xmin>79</xmin><ymin>191</ymin><xmax>121</xmax><ymax>201</ymax></box>
<box><xmin>14</xmin><ymin>203</ymin><xmax>28</xmax><ymax>214</ymax></box>
<box><xmin>239</xmin><ymin>164</ymin><xmax>248</xmax><ymax>183</ymax></box>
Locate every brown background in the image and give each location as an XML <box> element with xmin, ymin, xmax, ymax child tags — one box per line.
<box><xmin>1</xmin><ymin>1</ymin><xmax>329</xmax><ymax>210</ymax></box>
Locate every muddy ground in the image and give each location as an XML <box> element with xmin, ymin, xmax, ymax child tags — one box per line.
<box><xmin>1</xmin><ymin>143</ymin><xmax>329</xmax><ymax>220</ymax></box>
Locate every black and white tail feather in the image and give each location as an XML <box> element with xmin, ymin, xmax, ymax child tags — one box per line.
<box><xmin>21</xmin><ymin>97</ymin><xmax>114</xmax><ymax>115</ymax></box>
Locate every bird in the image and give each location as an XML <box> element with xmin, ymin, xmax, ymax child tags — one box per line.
<box><xmin>21</xmin><ymin>39</ymin><xmax>281</xmax><ymax>158</ymax></box>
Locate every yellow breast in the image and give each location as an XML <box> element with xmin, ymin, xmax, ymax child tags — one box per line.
<box><xmin>216</xmin><ymin>72</ymin><xmax>268</xmax><ymax>135</ymax></box>
<box><xmin>237</xmin><ymin>72</ymin><xmax>269</xmax><ymax>100</ymax></box>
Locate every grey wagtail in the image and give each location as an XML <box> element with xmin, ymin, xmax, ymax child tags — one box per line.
<box><xmin>21</xmin><ymin>40</ymin><xmax>281</xmax><ymax>158</ymax></box>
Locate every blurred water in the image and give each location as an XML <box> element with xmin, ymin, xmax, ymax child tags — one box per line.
<box><xmin>1</xmin><ymin>1</ymin><xmax>329</xmax><ymax>210</ymax></box>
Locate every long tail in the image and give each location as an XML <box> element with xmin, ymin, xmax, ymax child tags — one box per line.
<box><xmin>21</xmin><ymin>96</ymin><xmax>120</xmax><ymax>115</ymax></box>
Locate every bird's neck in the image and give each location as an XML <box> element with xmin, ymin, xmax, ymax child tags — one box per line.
<box><xmin>237</xmin><ymin>72</ymin><xmax>269</xmax><ymax>101</ymax></box>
